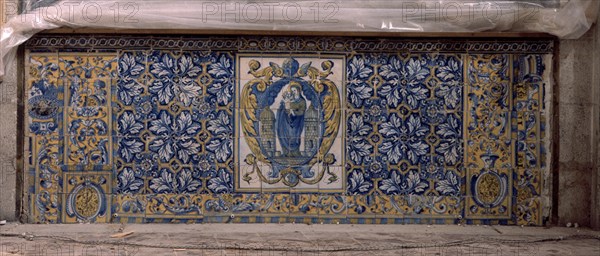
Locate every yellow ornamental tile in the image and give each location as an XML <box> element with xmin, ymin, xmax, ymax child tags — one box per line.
<box><xmin>466</xmin><ymin>138</ymin><xmax>514</xmax><ymax>170</ymax></box>
<box><xmin>111</xmin><ymin>194</ymin><xmax>146</xmax><ymax>223</ymax></box>
<box><xmin>31</xmin><ymin>136</ymin><xmax>63</xmax><ymax>194</ymax></box>
<box><xmin>62</xmin><ymin>172</ymin><xmax>112</xmax><ymax>223</ymax></box>
<box><xmin>516</xmin><ymin>196</ymin><xmax>542</xmax><ymax>226</ymax></box>
<box><xmin>146</xmin><ymin>194</ymin><xmax>205</xmax><ymax>219</ymax></box>
<box><xmin>259</xmin><ymin>193</ymin><xmax>290</xmax><ymax>214</ymax></box>
<box><xmin>289</xmin><ymin>194</ymin><xmax>319</xmax><ymax>217</ymax></box>
<box><xmin>465</xmin><ymin>168</ymin><xmax>512</xmax><ymax>220</ymax></box>
<box><xmin>29</xmin><ymin>192</ymin><xmax>60</xmax><ymax>224</ymax></box>
<box><xmin>27</xmin><ymin>53</ymin><xmax>60</xmax><ymax>96</ymax></box>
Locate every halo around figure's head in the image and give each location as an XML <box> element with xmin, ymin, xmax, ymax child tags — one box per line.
<box><xmin>287</xmin><ymin>82</ymin><xmax>302</xmax><ymax>95</ymax></box>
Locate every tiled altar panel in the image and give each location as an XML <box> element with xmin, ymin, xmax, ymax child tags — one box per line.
<box><xmin>24</xmin><ymin>36</ymin><xmax>550</xmax><ymax>225</ymax></box>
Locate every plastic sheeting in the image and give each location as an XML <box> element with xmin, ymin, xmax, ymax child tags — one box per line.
<box><xmin>1</xmin><ymin>0</ymin><xmax>599</xmax><ymax>80</ymax></box>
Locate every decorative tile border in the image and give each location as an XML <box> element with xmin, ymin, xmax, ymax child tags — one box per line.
<box><xmin>23</xmin><ymin>35</ymin><xmax>551</xmax><ymax>225</ymax></box>
<box><xmin>25</xmin><ymin>35</ymin><xmax>554</xmax><ymax>54</ymax></box>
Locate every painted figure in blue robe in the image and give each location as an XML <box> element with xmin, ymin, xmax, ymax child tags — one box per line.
<box><xmin>276</xmin><ymin>83</ymin><xmax>306</xmax><ymax>157</ymax></box>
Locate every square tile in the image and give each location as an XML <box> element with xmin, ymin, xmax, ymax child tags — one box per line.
<box><xmin>464</xmin><ymin>168</ymin><xmax>512</xmax><ymax>220</ymax></box>
<box><xmin>62</xmin><ymin>172</ymin><xmax>112</xmax><ymax>223</ymax></box>
<box><xmin>514</xmin><ymin>196</ymin><xmax>543</xmax><ymax>226</ymax></box>
<box><xmin>113</xmin><ymin>164</ymin><xmax>145</xmax><ymax>195</ymax></box>
<box><xmin>146</xmin><ymin>166</ymin><xmax>202</xmax><ymax>194</ymax></box>
<box><xmin>465</xmin><ymin>137</ymin><xmax>514</xmax><ymax>170</ymax></box>
<box><xmin>29</xmin><ymin>135</ymin><xmax>64</xmax><ymax>194</ymax></box>
<box><xmin>517</xmin><ymin>140</ymin><xmax>542</xmax><ymax>169</ymax></box>
<box><xmin>259</xmin><ymin>193</ymin><xmax>290</xmax><ymax>216</ymax></box>
<box><xmin>516</xmin><ymin>111</ymin><xmax>542</xmax><ymax>141</ymax></box>
<box><xmin>346</xmin><ymin>194</ymin><xmax>383</xmax><ymax>219</ymax></box>
<box><xmin>28</xmin><ymin>192</ymin><xmax>61</xmax><ymax>224</ymax></box>
<box><xmin>111</xmin><ymin>194</ymin><xmax>146</xmax><ymax>223</ymax></box>
<box><xmin>26</xmin><ymin>106</ymin><xmax>64</xmax><ymax>137</ymax></box>
<box><xmin>64</xmin><ymin>135</ymin><xmax>111</xmax><ymax>167</ymax></box>
<box><xmin>288</xmin><ymin>194</ymin><xmax>320</xmax><ymax>221</ymax></box>
<box><xmin>203</xmin><ymin>193</ymin><xmax>262</xmax><ymax>223</ymax></box>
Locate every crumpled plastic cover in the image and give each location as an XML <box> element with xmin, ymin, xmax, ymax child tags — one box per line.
<box><xmin>1</xmin><ymin>0</ymin><xmax>599</xmax><ymax>80</ymax></box>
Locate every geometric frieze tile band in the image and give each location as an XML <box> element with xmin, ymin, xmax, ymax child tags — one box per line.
<box><xmin>23</xmin><ymin>35</ymin><xmax>552</xmax><ymax>225</ymax></box>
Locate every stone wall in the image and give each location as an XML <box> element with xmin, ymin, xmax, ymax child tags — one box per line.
<box><xmin>0</xmin><ymin>3</ymin><xmax>598</xmax><ymax>226</ymax></box>
<box><xmin>0</xmin><ymin>54</ymin><xmax>17</xmax><ymax>222</ymax></box>
<box><xmin>557</xmin><ymin>17</ymin><xmax>600</xmax><ymax>228</ymax></box>
<box><xmin>0</xmin><ymin>0</ymin><xmax>18</xmax><ymax>222</ymax></box>
<box><xmin>593</xmin><ymin>16</ymin><xmax>600</xmax><ymax>230</ymax></box>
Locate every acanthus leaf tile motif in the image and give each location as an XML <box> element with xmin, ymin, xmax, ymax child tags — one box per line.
<box><xmin>343</xmin><ymin>53</ymin><xmax>465</xmax><ymax>222</ymax></box>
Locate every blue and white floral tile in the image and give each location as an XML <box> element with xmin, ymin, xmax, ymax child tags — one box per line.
<box><xmin>346</xmin><ymin>53</ymin><xmax>463</xmax><ymax>112</ymax></box>
<box><xmin>113</xmin><ymin>50</ymin><xmax>236</xmax><ymax>198</ymax></box>
<box><xmin>113</xmin><ymin>162</ymin><xmax>145</xmax><ymax>195</ymax></box>
<box><xmin>114</xmin><ymin>139</ymin><xmax>234</xmax><ymax>196</ymax></box>
<box><xmin>115</xmin><ymin>51</ymin><xmax>149</xmax><ymax>108</ymax></box>
<box><xmin>344</xmin><ymin>52</ymin><xmax>464</xmax><ymax>209</ymax></box>
<box><xmin>204</xmin><ymin>166</ymin><xmax>235</xmax><ymax>194</ymax></box>
<box><xmin>145</xmin><ymin>166</ymin><xmax>202</xmax><ymax>194</ymax></box>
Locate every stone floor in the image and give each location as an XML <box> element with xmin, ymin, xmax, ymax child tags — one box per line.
<box><xmin>0</xmin><ymin>223</ymin><xmax>598</xmax><ymax>255</ymax></box>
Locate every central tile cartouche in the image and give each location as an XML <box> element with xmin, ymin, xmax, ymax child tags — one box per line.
<box><xmin>236</xmin><ymin>55</ymin><xmax>345</xmax><ymax>192</ymax></box>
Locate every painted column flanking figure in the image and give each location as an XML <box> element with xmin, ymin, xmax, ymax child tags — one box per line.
<box><xmin>260</xmin><ymin>106</ymin><xmax>276</xmax><ymax>157</ymax></box>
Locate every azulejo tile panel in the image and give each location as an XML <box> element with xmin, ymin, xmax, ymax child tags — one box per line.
<box><xmin>235</xmin><ymin>55</ymin><xmax>345</xmax><ymax>193</ymax></box>
<box><xmin>23</xmin><ymin>35</ymin><xmax>552</xmax><ymax>225</ymax></box>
